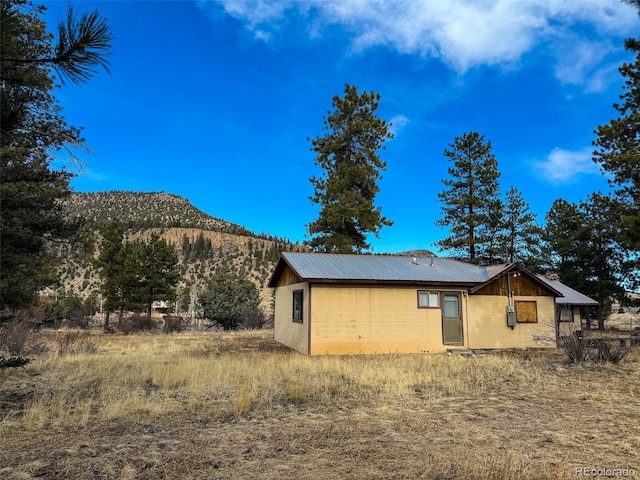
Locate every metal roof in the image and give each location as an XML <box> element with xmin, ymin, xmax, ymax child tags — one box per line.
<box><xmin>269</xmin><ymin>253</ymin><xmax>595</xmax><ymax>305</ymax></box>
<box><xmin>272</xmin><ymin>252</ymin><xmax>491</xmax><ymax>285</ymax></box>
<box><xmin>536</xmin><ymin>275</ymin><xmax>599</xmax><ymax>305</ymax></box>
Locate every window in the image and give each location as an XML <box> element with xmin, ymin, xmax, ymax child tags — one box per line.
<box><xmin>292</xmin><ymin>290</ymin><xmax>303</xmax><ymax>323</ymax></box>
<box><xmin>515</xmin><ymin>300</ymin><xmax>538</xmax><ymax>323</ymax></box>
<box><xmin>559</xmin><ymin>306</ymin><xmax>573</xmax><ymax>322</ymax></box>
<box><xmin>418</xmin><ymin>291</ymin><xmax>440</xmax><ymax>308</ymax></box>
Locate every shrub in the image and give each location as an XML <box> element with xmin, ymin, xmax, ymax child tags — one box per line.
<box><xmin>557</xmin><ymin>331</ymin><xmax>631</xmax><ymax>364</ymax></box>
<box><xmin>120</xmin><ymin>314</ymin><xmax>160</xmax><ymax>334</ymax></box>
<box><xmin>558</xmin><ymin>332</ymin><xmax>588</xmax><ymax>364</ymax></box>
<box><xmin>537</xmin><ymin>321</ymin><xmax>632</xmax><ymax>364</ymax></box>
<box><xmin>0</xmin><ymin>356</ymin><xmax>30</xmax><ymax>369</ymax></box>
<box><xmin>163</xmin><ymin>315</ymin><xmax>182</xmax><ymax>333</ymax></box>
<box><xmin>241</xmin><ymin>310</ymin><xmax>269</xmax><ymax>330</ymax></box>
<box><xmin>0</xmin><ymin>320</ymin><xmax>33</xmax><ymax>356</ymax></box>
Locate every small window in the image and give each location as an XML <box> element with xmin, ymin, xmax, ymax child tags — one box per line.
<box><xmin>559</xmin><ymin>306</ymin><xmax>573</xmax><ymax>322</ymax></box>
<box><xmin>418</xmin><ymin>291</ymin><xmax>440</xmax><ymax>308</ymax></box>
<box><xmin>515</xmin><ymin>300</ymin><xmax>538</xmax><ymax>323</ymax></box>
<box><xmin>292</xmin><ymin>290</ymin><xmax>303</xmax><ymax>323</ymax></box>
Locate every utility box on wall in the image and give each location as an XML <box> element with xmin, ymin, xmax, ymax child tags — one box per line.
<box><xmin>506</xmin><ymin>305</ymin><xmax>517</xmax><ymax>328</ymax></box>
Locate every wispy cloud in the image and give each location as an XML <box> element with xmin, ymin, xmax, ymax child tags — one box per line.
<box><xmin>198</xmin><ymin>0</ymin><xmax>637</xmax><ymax>86</ymax></box>
<box><xmin>389</xmin><ymin>114</ymin><xmax>409</xmax><ymax>137</ymax></box>
<box><xmin>534</xmin><ymin>147</ymin><xmax>600</xmax><ymax>184</ymax></box>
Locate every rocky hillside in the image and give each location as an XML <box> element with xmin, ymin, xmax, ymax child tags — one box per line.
<box><xmin>52</xmin><ymin>191</ymin><xmax>303</xmax><ymax>311</ymax></box>
<box><xmin>63</xmin><ymin>191</ymin><xmax>255</xmax><ymax>234</ymax></box>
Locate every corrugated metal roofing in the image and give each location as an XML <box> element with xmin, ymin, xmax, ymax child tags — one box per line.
<box><xmin>536</xmin><ymin>275</ymin><xmax>599</xmax><ymax>305</ymax></box>
<box><xmin>278</xmin><ymin>252</ymin><xmax>490</xmax><ymax>284</ymax></box>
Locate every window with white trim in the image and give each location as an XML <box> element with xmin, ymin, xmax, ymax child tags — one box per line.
<box><xmin>418</xmin><ymin>291</ymin><xmax>440</xmax><ymax>308</ymax></box>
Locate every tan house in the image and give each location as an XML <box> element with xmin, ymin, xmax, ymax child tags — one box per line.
<box><xmin>268</xmin><ymin>252</ymin><xmax>597</xmax><ymax>356</ymax></box>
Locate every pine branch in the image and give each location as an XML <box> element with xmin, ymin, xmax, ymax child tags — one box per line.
<box><xmin>2</xmin><ymin>6</ymin><xmax>113</xmax><ymax>85</ymax></box>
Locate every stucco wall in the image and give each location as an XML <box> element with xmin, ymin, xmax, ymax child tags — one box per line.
<box><xmin>309</xmin><ymin>285</ymin><xmax>457</xmax><ymax>355</ymax></box>
<box><xmin>466</xmin><ymin>295</ymin><xmax>557</xmax><ymax>349</ymax></box>
<box><xmin>275</xmin><ymin>283</ymin><xmax>560</xmax><ymax>355</ymax></box>
<box><xmin>273</xmin><ymin>282</ymin><xmax>309</xmax><ymax>355</ymax></box>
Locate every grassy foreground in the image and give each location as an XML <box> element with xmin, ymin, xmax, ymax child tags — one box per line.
<box><xmin>1</xmin><ymin>330</ymin><xmax>639</xmax><ymax>479</ymax></box>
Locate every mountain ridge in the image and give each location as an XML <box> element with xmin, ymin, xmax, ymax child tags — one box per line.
<box><xmin>54</xmin><ymin>191</ymin><xmax>301</xmax><ymax>311</ymax></box>
<box><xmin>63</xmin><ymin>191</ymin><xmax>276</xmax><ymax>239</ymax></box>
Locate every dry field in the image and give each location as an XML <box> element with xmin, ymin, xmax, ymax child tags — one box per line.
<box><xmin>1</xmin><ymin>330</ymin><xmax>639</xmax><ymax>480</ymax></box>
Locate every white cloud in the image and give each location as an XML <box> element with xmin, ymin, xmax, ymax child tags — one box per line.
<box><xmin>388</xmin><ymin>114</ymin><xmax>409</xmax><ymax>137</ymax></box>
<box><xmin>534</xmin><ymin>147</ymin><xmax>600</xmax><ymax>184</ymax></box>
<box><xmin>199</xmin><ymin>0</ymin><xmax>638</xmax><ymax>83</ymax></box>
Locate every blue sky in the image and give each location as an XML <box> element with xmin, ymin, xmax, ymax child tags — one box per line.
<box><xmin>45</xmin><ymin>0</ymin><xmax>638</xmax><ymax>253</ymax></box>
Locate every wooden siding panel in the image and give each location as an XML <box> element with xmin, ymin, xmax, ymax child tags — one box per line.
<box><xmin>276</xmin><ymin>265</ymin><xmax>302</xmax><ymax>287</ymax></box>
<box><xmin>474</xmin><ymin>274</ymin><xmax>556</xmax><ymax>297</ymax></box>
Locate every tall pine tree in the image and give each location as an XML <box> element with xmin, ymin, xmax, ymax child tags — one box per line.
<box><xmin>543</xmin><ymin>195</ymin><xmax>626</xmax><ymax>329</ymax></box>
<box><xmin>130</xmin><ymin>234</ymin><xmax>180</xmax><ymax>322</ymax></box>
<box><xmin>307</xmin><ymin>84</ymin><xmax>393</xmax><ymax>253</ymax></box>
<box><xmin>0</xmin><ymin>1</ymin><xmax>113</xmax><ymax>311</ymax></box>
<box><xmin>93</xmin><ymin>219</ymin><xmax>128</xmax><ymax>331</ymax></box>
<box><xmin>435</xmin><ymin>132</ymin><xmax>500</xmax><ymax>264</ymax></box>
<box><xmin>592</xmin><ymin>4</ymin><xmax>639</xmax><ymax>264</ymax></box>
<box><xmin>499</xmin><ymin>186</ymin><xmax>542</xmax><ymax>266</ymax></box>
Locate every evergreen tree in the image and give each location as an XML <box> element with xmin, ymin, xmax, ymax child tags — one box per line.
<box><xmin>132</xmin><ymin>234</ymin><xmax>180</xmax><ymax>321</ymax></box>
<box><xmin>93</xmin><ymin>219</ymin><xmax>128</xmax><ymax>331</ymax></box>
<box><xmin>593</xmin><ymin>48</ymin><xmax>640</xmax><ymax>254</ymax></box>
<box><xmin>499</xmin><ymin>186</ymin><xmax>542</xmax><ymax>266</ymax></box>
<box><xmin>197</xmin><ymin>270</ymin><xmax>262</xmax><ymax>330</ymax></box>
<box><xmin>95</xmin><ymin>223</ymin><xmax>180</xmax><ymax>329</ymax></box>
<box><xmin>435</xmin><ymin>132</ymin><xmax>501</xmax><ymax>263</ymax></box>
<box><xmin>307</xmin><ymin>84</ymin><xmax>393</xmax><ymax>253</ymax></box>
<box><xmin>193</xmin><ymin>232</ymin><xmax>206</xmax><ymax>260</ymax></box>
<box><xmin>592</xmin><ymin>8</ymin><xmax>640</xmax><ymax>270</ymax></box>
<box><xmin>0</xmin><ymin>1</ymin><xmax>112</xmax><ymax>311</ymax></box>
<box><xmin>543</xmin><ymin>195</ymin><xmax>626</xmax><ymax>329</ymax></box>
<box><xmin>482</xmin><ymin>197</ymin><xmax>505</xmax><ymax>264</ymax></box>
<box><xmin>181</xmin><ymin>233</ymin><xmax>191</xmax><ymax>261</ymax></box>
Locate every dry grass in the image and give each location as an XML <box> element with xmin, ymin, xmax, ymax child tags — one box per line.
<box><xmin>1</xmin><ymin>329</ymin><xmax>639</xmax><ymax>479</ymax></box>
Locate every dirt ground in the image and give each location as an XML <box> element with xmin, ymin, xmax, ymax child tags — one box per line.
<box><xmin>1</xmin><ymin>330</ymin><xmax>639</xmax><ymax>480</ymax></box>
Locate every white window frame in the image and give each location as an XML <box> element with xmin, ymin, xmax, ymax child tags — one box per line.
<box><xmin>418</xmin><ymin>290</ymin><xmax>440</xmax><ymax>308</ymax></box>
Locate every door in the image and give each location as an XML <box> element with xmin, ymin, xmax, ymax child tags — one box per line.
<box><xmin>442</xmin><ymin>293</ymin><xmax>463</xmax><ymax>345</ymax></box>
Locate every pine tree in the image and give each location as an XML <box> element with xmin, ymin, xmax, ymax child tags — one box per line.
<box><xmin>500</xmin><ymin>186</ymin><xmax>542</xmax><ymax>266</ymax></box>
<box><xmin>133</xmin><ymin>234</ymin><xmax>180</xmax><ymax>322</ymax></box>
<box><xmin>181</xmin><ymin>234</ymin><xmax>191</xmax><ymax>262</ymax></box>
<box><xmin>592</xmin><ymin>15</ymin><xmax>640</xmax><ymax>256</ymax></box>
<box><xmin>435</xmin><ymin>132</ymin><xmax>501</xmax><ymax>263</ymax></box>
<box><xmin>0</xmin><ymin>1</ymin><xmax>113</xmax><ymax>311</ymax></box>
<box><xmin>482</xmin><ymin>197</ymin><xmax>505</xmax><ymax>264</ymax></box>
<box><xmin>543</xmin><ymin>195</ymin><xmax>626</xmax><ymax>329</ymax></box>
<box><xmin>307</xmin><ymin>84</ymin><xmax>393</xmax><ymax>253</ymax></box>
<box><xmin>93</xmin><ymin>219</ymin><xmax>127</xmax><ymax>331</ymax></box>
<box><xmin>197</xmin><ymin>270</ymin><xmax>261</xmax><ymax>330</ymax></box>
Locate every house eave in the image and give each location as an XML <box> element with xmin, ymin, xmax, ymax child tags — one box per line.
<box><xmin>305</xmin><ymin>279</ymin><xmax>478</xmax><ymax>288</ymax></box>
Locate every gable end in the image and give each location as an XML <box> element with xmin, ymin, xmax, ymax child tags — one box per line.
<box><xmin>472</xmin><ymin>270</ymin><xmax>559</xmax><ymax>297</ymax></box>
